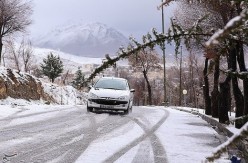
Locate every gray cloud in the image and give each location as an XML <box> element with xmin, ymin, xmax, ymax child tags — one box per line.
<box><xmin>29</xmin><ymin>0</ymin><xmax>176</xmax><ymax>39</ymax></box>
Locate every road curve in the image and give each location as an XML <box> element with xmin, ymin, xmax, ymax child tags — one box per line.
<box><xmin>103</xmin><ymin>108</ymin><xmax>169</xmax><ymax>163</ymax></box>
<box><xmin>0</xmin><ymin>105</ymin><xmax>169</xmax><ymax>163</ymax></box>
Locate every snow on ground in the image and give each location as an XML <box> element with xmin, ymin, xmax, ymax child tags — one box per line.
<box><xmin>32</xmin><ymin>47</ymin><xmax>128</xmax><ymax>73</ymax></box>
<box><xmin>0</xmin><ymin>97</ymin><xmax>47</xmax><ymax>106</ymax></box>
<box><xmin>33</xmin><ymin>47</ymin><xmax>104</xmax><ymax>65</ymax></box>
<box><xmin>76</xmin><ymin>122</ymin><xmax>144</xmax><ymax>163</ymax></box>
<box><xmin>0</xmin><ymin>66</ymin><xmax>87</xmax><ymax>105</ymax></box>
<box><xmin>0</xmin><ymin>104</ymin><xmax>69</xmax><ymax>119</ymax></box>
<box><xmin>42</xmin><ymin>82</ymin><xmax>87</xmax><ymax>105</ymax></box>
<box><xmin>0</xmin><ymin>83</ymin><xmax>86</xmax><ymax>106</ymax></box>
<box><xmin>157</xmin><ymin>107</ymin><xmax>229</xmax><ymax>163</ymax></box>
<box><xmin>0</xmin><ymin>103</ymin><xmax>234</xmax><ymax>163</ymax></box>
<box><xmin>176</xmin><ymin>106</ymin><xmax>239</xmax><ymax>134</ymax></box>
<box><xmin>76</xmin><ymin>106</ymin><xmax>167</xmax><ymax>163</ymax></box>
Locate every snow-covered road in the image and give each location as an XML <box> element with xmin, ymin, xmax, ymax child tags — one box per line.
<box><xmin>0</xmin><ymin>105</ymin><xmax>226</xmax><ymax>163</ymax></box>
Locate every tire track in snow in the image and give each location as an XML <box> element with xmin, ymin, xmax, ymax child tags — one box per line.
<box><xmin>0</xmin><ymin>106</ymin><xmax>132</xmax><ymax>162</ymax></box>
<box><xmin>130</xmin><ymin>115</ymin><xmax>168</xmax><ymax>163</ymax></box>
<box><xmin>0</xmin><ymin>106</ymin><xmax>168</xmax><ymax>162</ymax></box>
<box><xmin>0</xmin><ymin>108</ymin><xmax>90</xmax><ymax>162</ymax></box>
<box><xmin>103</xmin><ymin>108</ymin><xmax>169</xmax><ymax>163</ymax></box>
<box><xmin>0</xmin><ymin>106</ymin><xmax>73</xmax><ymax>129</ymax></box>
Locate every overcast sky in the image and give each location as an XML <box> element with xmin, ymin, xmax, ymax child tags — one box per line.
<box><xmin>29</xmin><ymin>0</ymin><xmax>176</xmax><ymax>39</ymax></box>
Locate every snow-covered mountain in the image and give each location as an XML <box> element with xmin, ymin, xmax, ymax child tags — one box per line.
<box><xmin>32</xmin><ymin>22</ymin><xmax>129</xmax><ymax>58</ymax></box>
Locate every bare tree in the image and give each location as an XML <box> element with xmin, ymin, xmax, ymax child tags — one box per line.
<box><xmin>0</xmin><ymin>0</ymin><xmax>33</xmax><ymax>64</ymax></box>
<box><xmin>5</xmin><ymin>37</ymin><xmax>34</xmax><ymax>72</ymax></box>
<box><xmin>5</xmin><ymin>38</ymin><xmax>21</xmax><ymax>71</ymax></box>
<box><xmin>20</xmin><ymin>38</ymin><xmax>33</xmax><ymax>72</ymax></box>
<box><xmin>175</xmin><ymin>0</ymin><xmax>238</xmax><ymax>121</ymax></box>
<box><xmin>128</xmin><ymin>48</ymin><xmax>161</xmax><ymax>105</ymax></box>
<box><xmin>129</xmin><ymin>77</ymin><xmax>146</xmax><ymax>106</ymax></box>
<box><xmin>185</xmin><ymin>51</ymin><xmax>203</xmax><ymax>108</ymax></box>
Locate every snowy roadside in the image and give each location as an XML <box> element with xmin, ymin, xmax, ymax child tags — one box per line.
<box><xmin>169</xmin><ymin>106</ymin><xmax>247</xmax><ymax>162</ymax></box>
<box><xmin>0</xmin><ymin>66</ymin><xmax>87</xmax><ymax>106</ymax></box>
<box><xmin>157</xmin><ymin>107</ymin><xmax>230</xmax><ymax>163</ymax></box>
<box><xmin>0</xmin><ymin>83</ymin><xmax>87</xmax><ymax>106</ymax></box>
<box><xmin>172</xmin><ymin>106</ymin><xmax>239</xmax><ymax>134</ymax></box>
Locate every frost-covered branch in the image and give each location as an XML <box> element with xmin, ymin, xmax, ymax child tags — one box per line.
<box><xmin>206</xmin><ymin>9</ymin><xmax>248</xmax><ymax>47</ymax></box>
<box><xmin>81</xmin><ymin>16</ymin><xmax>213</xmax><ymax>84</ymax></box>
<box><xmin>158</xmin><ymin>0</ymin><xmax>174</xmax><ymax>9</ymax></box>
<box><xmin>83</xmin><ymin>24</ymin><xmax>211</xmax><ymax>84</ymax></box>
<box><xmin>229</xmin><ymin>115</ymin><xmax>248</xmax><ymax>123</ymax></box>
<box><xmin>206</xmin><ymin>122</ymin><xmax>248</xmax><ymax>162</ymax></box>
<box><xmin>220</xmin><ymin>69</ymin><xmax>248</xmax><ymax>80</ymax></box>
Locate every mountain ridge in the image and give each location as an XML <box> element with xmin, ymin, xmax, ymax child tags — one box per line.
<box><xmin>32</xmin><ymin>22</ymin><xmax>129</xmax><ymax>58</ymax></box>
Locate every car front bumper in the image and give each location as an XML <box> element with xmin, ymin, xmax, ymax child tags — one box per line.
<box><xmin>87</xmin><ymin>99</ymin><xmax>129</xmax><ymax>110</ymax></box>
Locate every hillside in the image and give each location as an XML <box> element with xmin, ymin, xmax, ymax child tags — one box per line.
<box><xmin>32</xmin><ymin>47</ymin><xmax>104</xmax><ymax>73</ymax></box>
<box><xmin>32</xmin><ymin>22</ymin><xmax>129</xmax><ymax>58</ymax></box>
<box><xmin>0</xmin><ymin>67</ymin><xmax>86</xmax><ymax>105</ymax></box>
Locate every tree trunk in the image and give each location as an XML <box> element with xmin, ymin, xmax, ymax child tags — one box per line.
<box><xmin>203</xmin><ymin>58</ymin><xmax>211</xmax><ymax>115</ymax></box>
<box><xmin>143</xmin><ymin>70</ymin><xmax>152</xmax><ymax>105</ymax></box>
<box><xmin>230</xmin><ymin>42</ymin><xmax>244</xmax><ymax>128</ymax></box>
<box><xmin>190</xmin><ymin>62</ymin><xmax>197</xmax><ymax>107</ymax></box>
<box><xmin>236</xmin><ymin>42</ymin><xmax>248</xmax><ymax>116</ymax></box>
<box><xmin>218</xmin><ymin>52</ymin><xmax>232</xmax><ymax>124</ymax></box>
<box><xmin>219</xmin><ymin>76</ymin><xmax>231</xmax><ymax>124</ymax></box>
<box><xmin>232</xmin><ymin>77</ymin><xmax>244</xmax><ymax>128</ymax></box>
<box><xmin>0</xmin><ymin>37</ymin><xmax>3</xmax><ymax>65</ymax></box>
<box><xmin>211</xmin><ymin>57</ymin><xmax>220</xmax><ymax>118</ymax></box>
<box><xmin>243</xmin><ymin>80</ymin><xmax>248</xmax><ymax>115</ymax></box>
<box><xmin>62</xmin><ymin>70</ymin><xmax>69</xmax><ymax>85</ymax></box>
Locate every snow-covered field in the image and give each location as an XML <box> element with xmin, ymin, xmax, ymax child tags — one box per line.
<box><xmin>32</xmin><ymin>47</ymin><xmax>128</xmax><ymax>73</ymax></box>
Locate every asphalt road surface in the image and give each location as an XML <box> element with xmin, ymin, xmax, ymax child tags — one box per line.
<box><xmin>0</xmin><ymin>106</ymin><xmax>170</xmax><ymax>163</ymax></box>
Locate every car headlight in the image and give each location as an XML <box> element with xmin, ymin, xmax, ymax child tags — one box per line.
<box><xmin>88</xmin><ymin>92</ymin><xmax>99</xmax><ymax>99</ymax></box>
<box><xmin>118</xmin><ymin>95</ymin><xmax>129</xmax><ymax>100</ymax></box>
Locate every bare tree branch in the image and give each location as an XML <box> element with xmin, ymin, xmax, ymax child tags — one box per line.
<box><xmin>0</xmin><ymin>0</ymin><xmax>33</xmax><ymax>64</ymax></box>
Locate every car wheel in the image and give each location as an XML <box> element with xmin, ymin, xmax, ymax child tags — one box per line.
<box><xmin>87</xmin><ymin>106</ymin><xmax>93</xmax><ymax>113</ymax></box>
<box><xmin>124</xmin><ymin>104</ymin><xmax>132</xmax><ymax>115</ymax></box>
<box><xmin>123</xmin><ymin>108</ymin><xmax>129</xmax><ymax>115</ymax></box>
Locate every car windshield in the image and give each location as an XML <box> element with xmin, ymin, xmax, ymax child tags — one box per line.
<box><xmin>94</xmin><ymin>78</ymin><xmax>128</xmax><ymax>90</ymax></box>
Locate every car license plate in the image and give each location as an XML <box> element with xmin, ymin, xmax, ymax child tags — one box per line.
<box><xmin>100</xmin><ymin>105</ymin><xmax>114</xmax><ymax>109</ymax></box>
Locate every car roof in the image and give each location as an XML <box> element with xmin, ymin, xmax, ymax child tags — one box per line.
<box><xmin>99</xmin><ymin>77</ymin><xmax>127</xmax><ymax>81</ymax></box>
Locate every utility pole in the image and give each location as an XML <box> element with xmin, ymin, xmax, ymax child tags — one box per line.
<box><xmin>161</xmin><ymin>0</ymin><xmax>167</xmax><ymax>106</ymax></box>
<box><xmin>179</xmin><ymin>46</ymin><xmax>182</xmax><ymax>106</ymax></box>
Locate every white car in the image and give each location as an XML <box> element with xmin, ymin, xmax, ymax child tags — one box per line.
<box><xmin>87</xmin><ymin>77</ymin><xmax>135</xmax><ymax>114</ymax></box>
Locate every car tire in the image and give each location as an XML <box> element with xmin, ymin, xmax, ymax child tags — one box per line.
<box><xmin>124</xmin><ymin>103</ymin><xmax>131</xmax><ymax>115</ymax></box>
<box><xmin>87</xmin><ymin>106</ymin><xmax>93</xmax><ymax>113</ymax></box>
<box><xmin>123</xmin><ymin>108</ymin><xmax>129</xmax><ymax>115</ymax></box>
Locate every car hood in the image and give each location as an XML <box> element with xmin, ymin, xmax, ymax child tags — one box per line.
<box><xmin>90</xmin><ymin>88</ymin><xmax>129</xmax><ymax>98</ymax></box>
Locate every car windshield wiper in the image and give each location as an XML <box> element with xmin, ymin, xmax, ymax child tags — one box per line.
<box><xmin>104</xmin><ymin>87</ymin><xmax>119</xmax><ymax>90</ymax></box>
<box><xmin>104</xmin><ymin>87</ymin><xmax>117</xmax><ymax>90</ymax></box>
<box><xmin>105</xmin><ymin>87</ymin><xmax>125</xmax><ymax>90</ymax></box>
<box><xmin>95</xmin><ymin>87</ymin><xmax>117</xmax><ymax>90</ymax></box>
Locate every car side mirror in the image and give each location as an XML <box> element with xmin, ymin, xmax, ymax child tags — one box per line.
<box><xmin>130</xmin><ymin>89</ymin><xmax>135</xmax><ymax>93</ymax></box>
